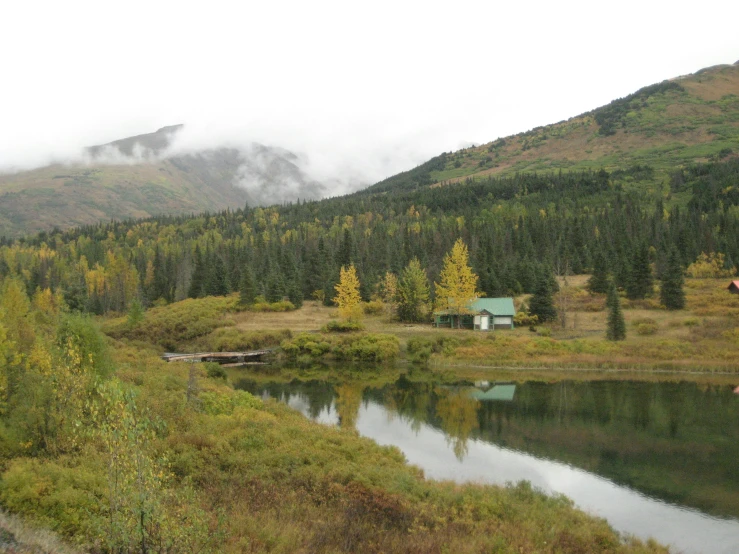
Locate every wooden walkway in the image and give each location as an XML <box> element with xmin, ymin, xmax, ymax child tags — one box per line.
<box><xmin>161</xmin><ymin>350</ymin><xmax>273</xmax><ymax>365</ymax></box>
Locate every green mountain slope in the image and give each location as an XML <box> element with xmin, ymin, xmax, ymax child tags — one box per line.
<box><xmin>369</xmin><ymin>62</ymin><xmax>739</xmax><ymax>193</ymax></box>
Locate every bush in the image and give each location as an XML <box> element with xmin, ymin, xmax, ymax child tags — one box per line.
<box><xmin>251</xmin><ymin>301</ymin><xmax>296</xmax><ymax>312</ymax></box>
<box><xmin>333</xmin><ymin>334</ymin><xmax>400</xmax><ymax>362</ymax></box>
<box><xmin>636</xmin><ymin>323</ymin><xmax>658</xmax><ymax>336</ymax></box>
<box><xmin>281</xmin><ymin>334</ymin><xmax>333</xmax><ymax>359</ymax></box>
<box><xmin>363</xmin><ymin>301</ymin><xmax>385</xmax><ymax>315</ymax></box>
<box><xmin>204</xmin><ymin>362</ymin><xmax>227</xmax><ymax>380</ymax></box>
<box><xmin>328</xmin><ymin>320</ymin><xmax>365</xmax><ymax>333</ymax></box>
<box><xmin>200</xmin><ymin>390</ymin><xmax>262</xmax><ymax>416</ymax></box>
<box><xmin>683</xmin><ymin>317</ymin><xmax>700</xmax><ymax>327</ymax></box>
<box><xmin>513</xmin><ymin>311</ymin><xmax>539</xmax><ymax>327</ymax></box>
<box><xmin>406</xmin><ymin>337</ymin><xmax>433</xmax><ymax>364</ymax></box>
<box><xmin>322</xmin><ymin>320</ymin><xmax>365</xmax><ymax>333</ymax></box>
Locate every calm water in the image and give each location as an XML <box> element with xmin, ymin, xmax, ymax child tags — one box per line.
<box><xmin>234</xmin><ymin>375</ymin><xmax>739</xmax><ymax>554</ymax></box>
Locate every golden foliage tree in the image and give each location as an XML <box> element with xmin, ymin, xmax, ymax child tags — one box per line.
<box><xmin>686</xmin><ymin>252</ymin><xmax>737</xmax><ymax>278</ymax></box>
<box><xmin>334</xmin><ymin>264</ymin><xmax>362</xmax><ymax>321</ymax></box>
<box><xmin>435</xmin><ymin>389</ymin><xmax>480</xmax><ymax>460</ymax></box>
<box><xmin>434</xmin><ymin>239</ymin><xmax>479</xmax><ymax>328</ymax></box>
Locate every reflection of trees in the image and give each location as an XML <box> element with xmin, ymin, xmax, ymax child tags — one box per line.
<box><xmin>384</xmin><ymin>376</ymin><xmax>432</xmax><ymax>433</ymax></box>
<box><xmin>435</xmin><ymin>388</ymin><xmax>480</xmax><ymax>460</ymax></box>
<box><xmin>335</xmin><ymin>383</ymin><xmax>363</xmax><ymax>429</ymax></box>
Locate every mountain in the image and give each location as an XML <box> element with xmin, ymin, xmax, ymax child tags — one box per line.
<box><xmin>0</xmin><ymin>125</ymin><xmax>326</xmax><ymax>238</ymax></box>
<box><xmin>2</xmin><ymin>62</ymin><xmax>737</xmax><ymax>239</ymax></box>
<box><xmin>367</xmin><ymin>62</ymin><xmax>739</xmax><ymax>194</ymax></box>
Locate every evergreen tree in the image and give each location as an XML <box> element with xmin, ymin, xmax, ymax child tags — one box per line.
<box><xmin>239</xmin><ymin>265</ymin><xmax>256</xmax><ymax>305</ymax></box>
<box><xmin>587</xmin><ymin>250</ymin><xmax>610</xmax><ymax>294</ymax></box>
<box><xmin>287</xmin><ymin>275</ymin><xmax>304</xmax><ymax>308</ymax></box>
<box><xmin>266</xmin><ymin>272</ymin><xmax>286</xmax><ymax>303</ymax></box>
<box><xmin>188</xmin><ymin>246</ymin><xmax>205</xmax><ymax>299</ymax></box>
<box><xmin>397</xmin><ymin>258</ymin><xmax>430</xmax><ymax>323</ymax></box>
<box><xmin>626</xmin><ymin>244</ymin><xmax>653</xmax><ymax>300</ymax></box>
<box><xmin>529</xmin><ymin>271</ymin><xmax>557</xmax><ymax>323</ymax></box>
<box><xmin>606</xmin><ymin>281</ymin><xmax>626</xmax><ymax>341</ymax></box>
<box><xmin>660</xmin><ymin>248</ymin><xmax>685</xmax><ymax>310</ymax></box>
<box><xmin>204</xmin><ymin>255</ymin><xmax>229</xmax><ymax>297</ymax></box>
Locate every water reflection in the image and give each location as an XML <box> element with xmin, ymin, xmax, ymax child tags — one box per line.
<box><xmin>235</xmin><ymin>375</ymin><xmax>739</xmax><ymax>554</ymax></box>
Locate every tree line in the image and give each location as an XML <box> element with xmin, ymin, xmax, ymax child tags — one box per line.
<box><xmin>1</xmin><ymin>159</ymin><xmax>738</xmax><ymax>319</ymax></box>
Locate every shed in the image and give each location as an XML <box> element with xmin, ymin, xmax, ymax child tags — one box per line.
<box><xmin>434</xmin><ymin>297</ymin><xmax>516</xmax><ymax>330</ymax></box>
<box><xmin>729</xmin><ymin>280</ymin><xmax>739</xmax><ymax>294</ymax></box>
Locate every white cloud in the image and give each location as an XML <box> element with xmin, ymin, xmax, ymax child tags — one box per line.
<box><xmin>1</xmin><ymin>0</ymin><xmax>737</xmax><ymax>191</ymax></box>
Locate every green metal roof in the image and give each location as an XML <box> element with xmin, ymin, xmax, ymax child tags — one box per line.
<box><xmin>470</xmin><ymin>297</ymin><xmax>516</xmax><ymax>317</ymax></box>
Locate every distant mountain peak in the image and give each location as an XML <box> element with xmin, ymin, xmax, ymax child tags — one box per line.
<box><xmin>87</xmin><ymin>124</ymin><xmax>184</xmax><ymax>158</ymax></box>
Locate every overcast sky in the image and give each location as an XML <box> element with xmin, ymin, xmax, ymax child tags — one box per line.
<box><xmin>1</xmin><ymin>0</ymin><xmax>738</xmax><ymax>185</ymax></box>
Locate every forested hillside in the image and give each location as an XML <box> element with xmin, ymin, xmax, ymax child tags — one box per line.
<box><xmin>2</xmin><ymin>156</ymin><xmax>739</xmax><ymax>314</ymax></box>
<box><xmin>375</xmin><ymin>63</ymin><xmax>739</xmax><ymax>189</ymax></box>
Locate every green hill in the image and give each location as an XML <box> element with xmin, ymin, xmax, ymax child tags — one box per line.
<box><xmin>369</xmin><ymin>62</ymin><xmax>739</xmax><ymax>193</ymax></box>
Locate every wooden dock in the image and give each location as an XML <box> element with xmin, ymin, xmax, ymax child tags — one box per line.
<box><xmin>161</xmin><ymin>350</ymin><xmax>273</xmax><ymax>365</ymax></box>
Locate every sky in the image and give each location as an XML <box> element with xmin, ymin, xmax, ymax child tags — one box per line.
<box><xmin>1</xmin><ymin>0</ymin><xmax>738</xmax><ymax>192</ymax></box>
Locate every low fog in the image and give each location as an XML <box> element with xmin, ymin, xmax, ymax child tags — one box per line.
<box><xmin>1</xmin><ymin>0</ymin><xmax>737</xmax><ymax>204</ymax></box>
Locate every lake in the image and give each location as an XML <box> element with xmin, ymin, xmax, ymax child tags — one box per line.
<box><xmin>234</xmin><ymin>374</ymin><xmax>739</xmax><ymax>554</ymax></box>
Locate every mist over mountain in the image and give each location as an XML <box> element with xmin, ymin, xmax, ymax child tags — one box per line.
<box><xmin>0</xmin><ymin>124</ymin><xmax>362</xmax><ymax>238</ymax></box>
<box><xmin>1</xmin><ymin>62</ymin><xmax>737</xmax><ymax>239</ymax></box>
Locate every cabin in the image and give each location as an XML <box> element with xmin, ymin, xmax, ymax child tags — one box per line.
<box><xmin>729</xmin><ymin>280</ymin><xmax>739</xmax><ymax>294</ymax></box>
<box><xmin>434</xmin><ymin>297</ymin><xmax>516</xmax><ymax>330</ymax></box>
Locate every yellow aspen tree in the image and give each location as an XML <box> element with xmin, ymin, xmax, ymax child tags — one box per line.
<box><xmin>434</xmin><ymin>239</ymin><xmax>479</xmax><ymax>329</ymax></box>
<box><xmin>334</xmin><ymin>264</ymin><xmax>362</xmax><ymax>321</ymax></box>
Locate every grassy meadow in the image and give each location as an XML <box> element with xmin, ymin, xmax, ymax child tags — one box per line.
<box><xmin>4</xmin><ymin>274</ymin><xmax>738</xmax><ymax>552</ymax></box>
<box><xmin>109</xmin><ymin>275</ymin><xmax>739</xmax><ymax>379</ymax></box>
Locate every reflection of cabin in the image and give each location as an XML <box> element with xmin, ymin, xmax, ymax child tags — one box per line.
<box><xmin>434</xmin><ymin>298</ymin><xmax>515</xmax><ymax>330</ymax></box>
<box><xmin>729</xmin><ymin>280</ymin><xmax>739</xmax><ymax>294</ymax></box>
<box><xmin>469</xmin><ymin>382</ymin><xmax>516</xmax><ymax>401</ymax></box>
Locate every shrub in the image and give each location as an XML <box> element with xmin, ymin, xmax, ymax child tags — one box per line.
<box><xmin>683</xmin><ymin>317</ymin><xmax>700</xmax><ymax>327</ymax></box>
<box><xmin>333</xmin><ymin>334</ymin><xmax>400</xmax><ymax>362</ymax></box>
<box><xmin>204</xmin><ymin>362</ymin><xmax>227</xmax><ymax>380</ymax></box>
<box><xmin>513</xmin><ymin>311</ymin><xmax>539</xmax><ymax>327</ymax></box>
<box><xmin>406</xmin><ymin>337</ymin><xmax>433</xmax><ymax>364</ymax></box>
<box><xmin>636</xmin><ymin>323</ymin><xmax>658</xmax><ymax>336</ymax></box>
<box><xmin>200</xmin><ymin>390</ymin><xmax>261</xmax><ymax>416</ymax></box>
<box><xmin>322</xmin><ymin>320</ymin><xmax>365</xmax><ymax>333</ymax></box>
<box><xmin>251</xmin><ymin>301</ymin><xmax>296</xmax><ymax>312</ymax></box>
<box><xmin>281</xmin><ymin>334</ymin><xmax>333</xmax><ymax>359</ymax></box>
<box><xmin>363</xmin><ymin>301</ymin><xmax>385</xmax><ymax>315</ymax></box>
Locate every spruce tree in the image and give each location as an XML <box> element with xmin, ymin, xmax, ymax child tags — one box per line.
<box><xmin>529</xmin><ymin>271</ymin><xmax>557</xmax><ymax>323</ymax></box>
<box><xmin>660</xmin><ymin>248</ymin><xmax>685</xmax><ymax>310</ymax></box>
<box><xmin>204</xmin><ymin>255</ymin><xmax>229</xmax><ymax>297</ymax></box>
<box><xmin>239</xmin><ymin>265</ymin><xmax>256</xmax><ymax>305</ymax></box>
<box><xmin>606</xmin><ymin>281</ymin><xmax>626</xmax><ymax>341</ymax></box>
<box><xmin>188</xmin><ymin>246</ymin><xmax>205</xmax><ymax>299</ymax></box>
<box><xmin>587</xmin><ymin>251</ymin><xmax>610</xmax><ymax>294</ymax></box>
<box><xmin>626</xmin><ymin>243</ymin><xmax>653</xmax><ymax>300</ymax></box>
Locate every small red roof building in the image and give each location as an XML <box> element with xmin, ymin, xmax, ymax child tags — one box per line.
<box><xmin>729</xmin><ymin>281</ymin><xmax>739</xmax><ymax>294</ymax></box>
